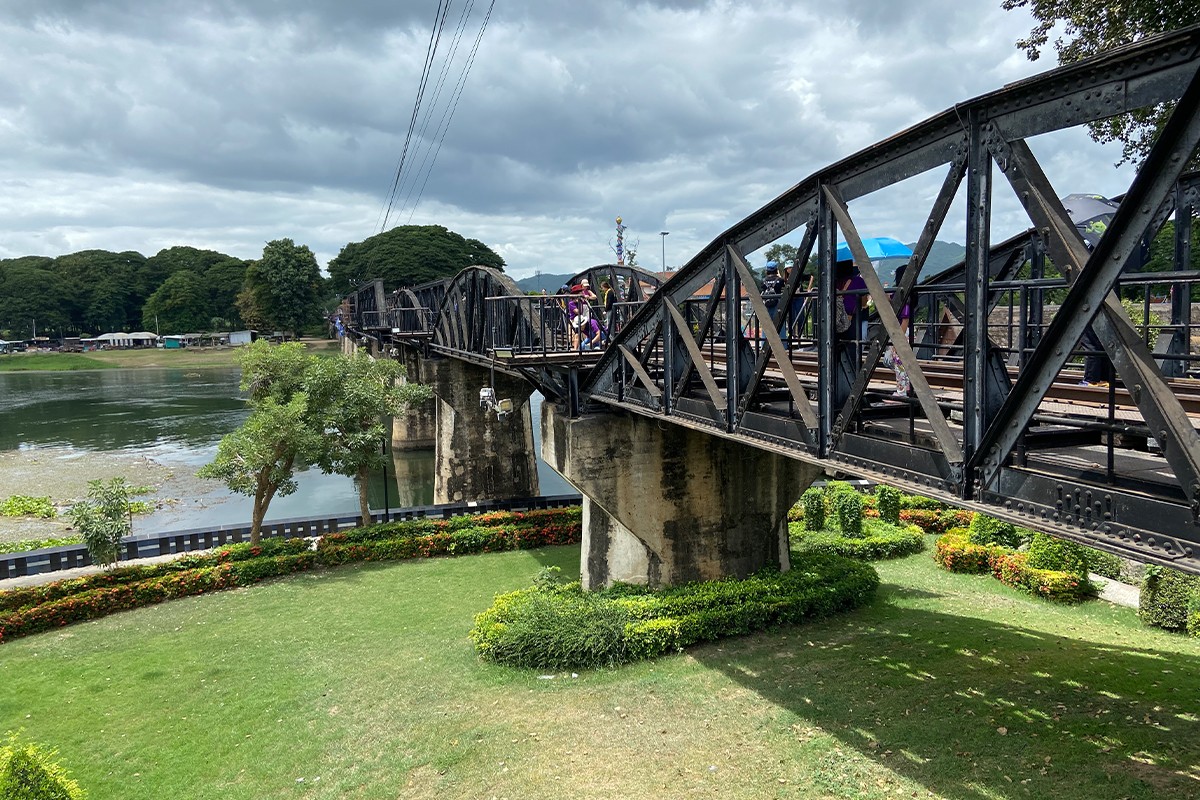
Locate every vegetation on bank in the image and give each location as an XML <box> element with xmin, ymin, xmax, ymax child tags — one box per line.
<box><xmin>197</xmin><ymin>341</ymin><xmax>431</xmax><ymax>539</ymax></box>
<box><xmin>0</xmin><ymin>353</ymin><xmax>118</xmax><ymax>372</ymax></box>
<box><xmin>0</xmin><ymin>226</ymin><xmax>506</xmax><ymax>343</ymax></box>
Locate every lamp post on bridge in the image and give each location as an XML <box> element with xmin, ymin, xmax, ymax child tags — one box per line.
<box><xmin>660</xmin><ymin>231</ymin><xmax>669</xmax><ymax>273</ymax></box>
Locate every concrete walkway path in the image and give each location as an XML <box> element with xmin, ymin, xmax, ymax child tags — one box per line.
<box><xmin>1091</xmin><ymin>573</ymin><xmax>1141</xmax><ymax>609</ymax></box>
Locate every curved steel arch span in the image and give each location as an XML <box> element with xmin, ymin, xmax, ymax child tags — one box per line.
<box><xmin>341</xmin><ymin>26</ymin><xmax>1200</xmax><ymax>572</ymax></box>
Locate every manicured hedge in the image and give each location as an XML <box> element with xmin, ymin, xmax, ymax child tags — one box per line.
<box><xmin>898</xmin><ymin>508</ymin><xmax>973</xmax><ymax>534</ymax></box>
<box><xmin>1139</xmin><ymin>566</ymin><xmax>1200</xmax><ymax>632</ymax></box>
<box><xmin>0</xmin><ymin>508</ymin><xmax>583</xmax><ymax>644</ymax></box>
<box><xmin>933</xmin><ymin>533</ymin><xmax>1096</xmax><ymax>603</ymax></box>
<box><xmin>0</xmin><ymin>734</ymin><xmax>86</xmax><ymax>799</ymax></box>
<box><xmin>790</xmin><ymin>521</ymin><xmax>925</xmax><ymax>561</ymax></box>
<box><xmin>470</xmin><ymin>553</ymin><xmax>880</xmax><ymax>669</ymax></box>
<box><xmin>933</xmin><ymin>533</ymin><xmax>1000</xmax><ymax>574</ymax></box>
<box><xmin>991</xmin><ymin>551</ymin><xmax>1096</xmax><ymax>603</ymax></box>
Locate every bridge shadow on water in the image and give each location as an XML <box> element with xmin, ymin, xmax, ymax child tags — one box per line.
<box><xmin>689</xmin><ymin>580</ymin><xmax>1200</xmax><ymax>800</ymax></box>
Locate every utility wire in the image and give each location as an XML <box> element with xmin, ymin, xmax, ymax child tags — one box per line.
<box><xmin>379</xmin><ymin>0</ymin><xmax>452</xmax><ymax>232</ymax></box>
<box><xmin>404</xmin><ymin>0</ymin><xmax>495</xmax><ymax>222</ymax></box>
<box><xmin>393</xmin><ymin>0</ymin><xmax>476</xmax><ymax>217</ymax></box>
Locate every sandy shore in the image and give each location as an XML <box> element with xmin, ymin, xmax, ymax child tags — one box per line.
<box><xmin>0</xmin><ymin>447</ymin><xmax>215</xmax><ymax>544</ymax></box>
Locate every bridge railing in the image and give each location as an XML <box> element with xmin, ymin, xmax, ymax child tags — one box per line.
<box><xmin>484</xmin><ymin>294</ymin><xmax>648</xmax><ymax>356</ymax></box>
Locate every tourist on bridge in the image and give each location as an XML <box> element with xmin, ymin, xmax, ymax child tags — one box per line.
<box><xmin>835</xmin><ymin>260</ymin><xmax>868</xmax><ymax>347</ymax></box>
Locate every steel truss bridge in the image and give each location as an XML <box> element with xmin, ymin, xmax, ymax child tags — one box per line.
<box><xmin>341</xmin><ymin>27</ymin><xmax>1200</xmax><ymax>574</ymax></box>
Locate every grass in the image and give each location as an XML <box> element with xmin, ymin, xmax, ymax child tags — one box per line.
<box><xmin>0</xmin><ymin>339</ymin><xmax>340</xmax><ymax>372</ymax></box>
<box><xmin>2</xmin><ymin>538</ymin><xmax>1198</xmax><ymax>799</ymax></box>
<box><xmin>0</xmin><ymin>353</ymin><xmax>118</xmax><ymax>371</ymax></box>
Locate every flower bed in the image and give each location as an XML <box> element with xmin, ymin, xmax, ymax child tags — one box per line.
<box><xmin>933</xmin><ymin>533</ymin><xmax>1096</xmax><ymax>603</ymax></box>
<box><xmin>0</xmin><ymin>508</ymin><xmax>582</xmax><ymax>644</ymax></box>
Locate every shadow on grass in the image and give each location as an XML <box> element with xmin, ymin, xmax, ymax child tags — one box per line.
<box><xmin>691</xmin><ymin>590</ymin><xmax>1200</xmax><ymax>800</ymax></box>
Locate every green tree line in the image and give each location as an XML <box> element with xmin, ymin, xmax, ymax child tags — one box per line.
<box><xmin>0</xmin><ymin>225</ymin><xmax>504</xmax><ymax>341</ymax></box>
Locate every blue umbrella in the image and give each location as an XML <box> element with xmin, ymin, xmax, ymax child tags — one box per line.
<box><xmin>836</xmin><ymin>236</ymin><xmax>913</xmax><ymax>263</ymax></box>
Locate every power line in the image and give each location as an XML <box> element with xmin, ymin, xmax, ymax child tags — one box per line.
<box><xmin>379</xmin><ymin>0</ymin><xmax>452</xmax><ymax>233</ymax></box>
<box><xmin>404</xmin><ymin>0</ymin><xmax>495</xmax><ymax>223</ymax></box>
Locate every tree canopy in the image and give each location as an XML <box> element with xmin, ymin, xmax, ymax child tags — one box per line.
<box><xmin>1002</xmin><ymin>1</ymin><xmax>1200</xmax><ymax>165</ymax></box>
<box><xmin>198</xmin><ymin>341</ymin><xmax>430</xmax><ymax>540</ymax></box>
<box><xmin>241</xmin><ymin>239</ymin><xmax>324</xmax><ymax>336</ymax></box>
<box><xmin>326</xmin><ymin>225</ymin><xmax>505</xmax><ymax>293</ymax></box>
<box><xmin>0</xmin><ymin>246</ymin><xmax>247</xmax><ymax>339</ymax></box>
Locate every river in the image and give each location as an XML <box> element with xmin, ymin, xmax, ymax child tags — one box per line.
<box><xmin>0</xmin><ymin>367</ymin><xmax>570</xmax><ymax>534</ymax></box>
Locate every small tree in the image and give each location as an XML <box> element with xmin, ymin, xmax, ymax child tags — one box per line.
<box><xmin>197</xmin><ymin>341</ymin><xmax>319</xmax><ymax>544</ymax></box>
<box><xmin>304</xmin><ymin>352</ymin><xmax>433</xmax><ymax>521</ymax></box>
<box><xmin>69</xmin><ymin>478</ymin><xmax>134</xmax><ymax>568</ymax></box>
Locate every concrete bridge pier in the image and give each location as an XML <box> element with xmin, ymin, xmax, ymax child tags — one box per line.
<box><xmin>392</xmin><ymin>348</ymin><xmax>435</xmax><ymax>451</ymax></box>
<box><xmin>542</xmin><ymin>402</ymin><xmax>819</xmax><ymax>590</ymax></box>
<box><xmin>422</xmin><ymin>358</ymin><xmax>540</xmax><ymax>504</ymax></box>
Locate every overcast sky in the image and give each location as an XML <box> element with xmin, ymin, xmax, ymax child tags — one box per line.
<box><xmin>0</xmin><ymin>1</ymin><xmax>1137</xmax><ymax>280</ymax></box>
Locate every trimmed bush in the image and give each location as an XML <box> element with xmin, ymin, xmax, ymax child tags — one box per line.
<box><xmin>875</xmin><ymin>485</ymin><xmax>901</xmax><ymax>525</ymax></box>
<box><xmin>1139</xmin><ymin>566</ymin><xmax>1200</xmax><ymax>632</ymax></box>
<box><xmin>471</xmin><ymin>553</ymin><xmax>880</xmax><ymax>670</ymax></box>
<box><xmin>1089</xmin><ymin>549</ymin><xmax>1124</xmax><ymax>581</ymax></box>
<box><xmin>801</xmin><ymin>488</ymin><xmax>825</xmax><ymax>531</ymax></box>
<box><xmin>1026</xmin><ymin>533</ymin><xmax>1091</xmax><ymax>577</ymax></box>
<box><xmin>791</xmin><ymin>521</ymin><xmax>924</xmax><ymax>561</ymax></box>
<box><xmin>830</xmin><ymin>488</ymin><xmax>863</xmax><ymax>536</ymax></box>
<box><xmin>991</xmin><ymin>551</ymin><xmax>1097</xmax><ymax>603</ymax></box>
<box><xmin>1188</xmin><ymin>593</ymin><xmax>1200</xmax><ymax>638</ymax></box>
<box><xmin>900</xmin><ymin>495</ymin><xmax>947</xmax><ymax>510</ymax></box>
<box><xmin>0</xmin><ymin>734</ymin><xmax>86</xmax><ymax>799</ymax></box>
<box><xmin>899</xmin><ymin>509</ymin><xmax>972</xmax><ymax>534</ymax></box>
<box><xmin>933</xmin><ymin>533</ymin><xmax>999</xmax><ymax>574</ymax></box>
<box><xmin>967</xmin><ymin>513</ymin><xmax>1020</xmax><ymax>548</ymax></box>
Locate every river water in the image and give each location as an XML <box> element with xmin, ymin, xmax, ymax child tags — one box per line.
<box><xmin>0</xmin><ymin>367</ymin><xmax>570</xmax><ymax>533</ymax></box>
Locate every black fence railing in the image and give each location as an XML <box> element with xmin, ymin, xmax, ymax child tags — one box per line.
<box><xmin>0</xmin><ymin>494</ymin><xmax>583</xmax><ymax>581</ymax></box>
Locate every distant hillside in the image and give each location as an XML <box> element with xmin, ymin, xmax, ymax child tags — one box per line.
<box><xmin>919</xmin><ymin>240</ymin><xmax>967</xmax><ymax>273</ymax></box>
<box><xmin>515</xmin><ymin>273</ymin><xmax>575</xmax><ymax>294</ymax></box>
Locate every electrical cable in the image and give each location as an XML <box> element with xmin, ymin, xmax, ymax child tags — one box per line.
<box><xmin>379</xmin><ymin>0</ymin><xmax>452</xmax><ymax>232</ymax></box>
<box><xmin>405</xmin><ymin>0</ymin><xmax>495</xmax><ymax>222</ymax></box>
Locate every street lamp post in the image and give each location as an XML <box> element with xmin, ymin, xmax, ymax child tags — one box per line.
<box><xmin>659</xmin><ymin>231</ymin><xmax>669</xmax><ymax>272</ymax></box>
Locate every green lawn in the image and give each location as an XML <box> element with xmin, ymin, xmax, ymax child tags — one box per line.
<box><xmin>2</xmin><ymin>540</ymin><xmax>1198</xmax><ymax>799</ymax></box>
<box><xmin>0</xmin><ymin>353</ymin><xmax>118</xmax><ymax>371</ymax></box>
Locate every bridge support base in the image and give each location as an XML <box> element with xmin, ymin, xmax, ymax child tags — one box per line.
<box><xmin>423</xmin><ymin>359</ymin><xmax>539</xmax><ymax>504</ymax></box>
<box><xmin>392</xmin><ymin>350</ymin><xmax>435</xmax><ymax>450</ymax></box>
<box><xmin>542</xmin><ymin>403</ymin><xmax>818</xmax><ymax>589</ymax></box>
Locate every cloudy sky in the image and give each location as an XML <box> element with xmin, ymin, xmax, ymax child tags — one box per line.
<box><xmin>0</xmin><ymin>0</ymin><xmax>1137</xmax><ymax>280</ymax></box>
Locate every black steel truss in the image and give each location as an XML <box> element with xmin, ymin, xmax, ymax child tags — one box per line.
<box><xmin>335</xmin><ymin>28</ymin><xmax>1200</xmax><ymax>573</ymax></box>
<box><xmin>582</xmin><ymin>26</ymin><xmax>1200</xmax><ymax>573</ymax></box>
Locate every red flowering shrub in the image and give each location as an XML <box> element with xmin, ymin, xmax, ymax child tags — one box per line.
<box><xmin>933</xmin><ymin>534</ymin><xmax>999</xmax><ymax>573</ymax></box>
<box><xmin>0</xmin><ymin>509</ymin><xmax>583</xmax><ymax>644</ymax></box>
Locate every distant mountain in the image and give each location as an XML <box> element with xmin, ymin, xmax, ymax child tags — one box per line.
<box><xmin>515</xmin><ymin>272</ymin><xmax>575</xmax><ymax>294</ymax></box>
<box><xmin>919</xmin><ymin>240</ymin><xmax>967</xmax><ymax>273</ymax></box>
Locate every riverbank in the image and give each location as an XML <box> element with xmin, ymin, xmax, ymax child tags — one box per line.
<box><xmin>0</xmin><ymin>447</ymin><xmax>217</xmax><ymax>545</ymax></box>
<box><xmin>0</xmin><ymin>337</ymin><xmax>339</xmax><ymax>372</ymax></box>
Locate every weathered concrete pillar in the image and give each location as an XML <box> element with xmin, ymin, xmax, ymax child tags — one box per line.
<box><xmin>542</xmin><ymin>402</ymin><xmax>820</xmax><ymax>589</ymax></box>
<box><xmin>391</xmin><ymin>348</ymin><xmax>435</xmax><ymax>451</ymax></box>
<box><xmin>422</xmin><ymin>358</ymin><xmax>539</xmax><ymax>504</ymax></box>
